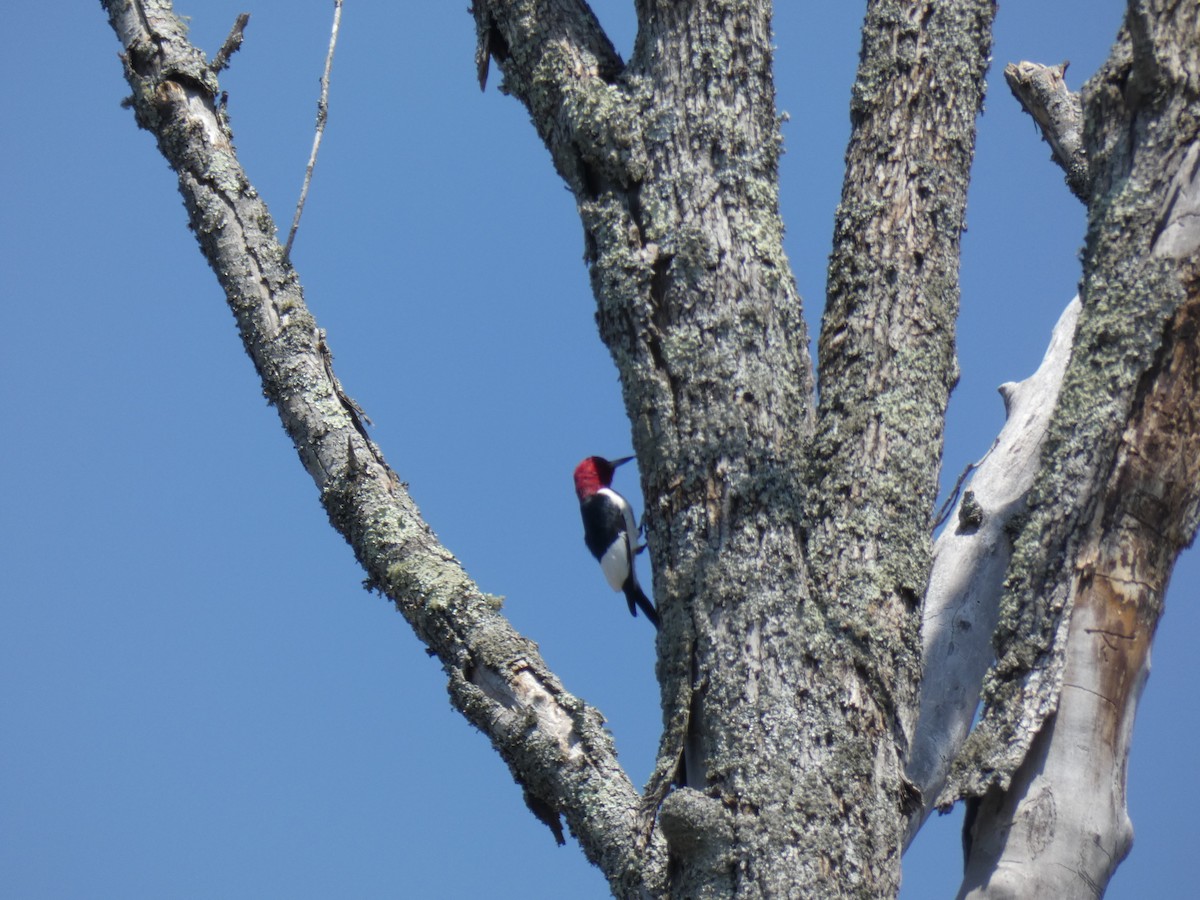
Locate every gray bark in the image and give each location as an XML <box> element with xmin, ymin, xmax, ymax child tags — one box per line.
<box><xmin>101</xmin><ymin>3</ymin><xmax>664</xmax><ymax>895</ymax></box>
<box><xmin>959</xmin><ymin>273</ymin><xmax>1200</xmax><ymax>897</ymax></box>
<box><xmin>101</xmin><ymin>0</ymin><xmax>1200</xmax><ymax>897</ymax></box>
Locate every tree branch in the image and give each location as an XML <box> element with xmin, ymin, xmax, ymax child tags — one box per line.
<box><xmin>960</xmin><ymin>277</ymin><xmax>1200</xmax><ymax>898</ymax></box>
<box><xmin>470</xmin><ymin>0</ymin><xmax>645</xmax><ymax>197</ymax></box>
<box><xmin>808</xmin><ymin>0</ymin><xmax>997</xmax><ymax>761</ymax></box>
<box><xmin>944</xmin><ymin>1</ymin><xmax>1200</xmax><ymax>806</ymax></box>
<box><xmin>284</xmin><ymin>0</ymin><xmax>343</xmax><ymax>261</ymax></box>
<box><xmin>101</xmin><ymin>2</ymin><xmax>665</xmax><ymax>893</ymax></box>
<box><xmin>1004</xmin><ymin>60</ymin><xmax>1089</xmax><ymax>202</ymax></box>
<box><xmin>905</xmin><ymin>296</ymin><xmax>1080</xmax><ymax>840</ymax></box>
<box><xmin>210</xmin><ymin>13</ymin><xmax>250</xmax><ymax>73</ymax></box>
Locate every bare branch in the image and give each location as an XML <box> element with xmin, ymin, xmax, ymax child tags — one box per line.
<box><xmin>809</xmin><ymin>0</ymin><xmax>997</xmax><ymax>755</ymax></box>
<box><xmin>960</xmin><ymin>281</ymin><xmax>1200</xmax><ymax>897</ymax></box>
<box><xmin>1004</xmin><ymin>61</ymin><xmax>1089</xmax><ymax>202</ymax></box>
<box><xmin>931</xmin><ymin>455</ymin><xmax>986</xmax><ymax>531</ymax></box>
<box><xmin>945</xmin><ymin>6</ymin><xmax>1200</xmax><ymax>806</ymax></box>
<box><xmin>100</xmin><ymin>1</ymin><xmax>665</xmax><ymax>891</ymax></box>
<box><xmin>906</xmin><ymin>296</ymin><xmax>1080</xmax><ymax>841</ymax></box>
<box><xmin>210</xmin><ymin>13</ymin><xmax>250</xmax><ymax>73</ymax></box>
<box><xmin>284</xmin><ymin>0</ymin><xmax>343</xmax><ymax>261</ymax></box>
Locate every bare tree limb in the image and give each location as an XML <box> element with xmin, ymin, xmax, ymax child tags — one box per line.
<box><xmin>100</xmin><ymin>2</ymin><xmax>665</xmax><ymax>893</ymax></box>
<box><xmin>906</xmin><ymin>296</ymin><xmax>1080</xmax><ymax>842</ymax></box>
<box><xmin>284</xmin><ymin>0</ymin><xmax>343</xmax><ymax>262</ymax></box>
<box><xmin>210</xmin><ymin>13</ymin><xmax>250</xmax><ymax>73</ymax></box>
<box><xmin>961</xmin><ymin>276</ymin><xmax>1200</xmax><ymax>898</ymax></box>
<box><xmin>945</xmin><ymin>0</ymin><xmax>1200</xmax><ymax>808</ymax></box>
<box><xmin>1004</xmin><ymin>60</ymin><xmax>1089</xmax><ymax>202</ymax></box>
<box><xmin>808</xmin><ymin>0</ymin><xmax>997</xmax><ymax>768</ymax></box>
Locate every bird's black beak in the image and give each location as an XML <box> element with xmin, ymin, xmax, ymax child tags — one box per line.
<box><xmin>610</xmin><ymin>455</ymin><xmax>635</xmax><ymax>468</ymax></box>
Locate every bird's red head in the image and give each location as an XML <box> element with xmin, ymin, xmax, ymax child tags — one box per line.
<box><xmin>573</xmin><ymin>455</ymin><xmax>633</xmax><ymax>501</ymax></box>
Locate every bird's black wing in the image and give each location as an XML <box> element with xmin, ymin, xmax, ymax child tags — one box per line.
<box><xmin>580</xmin><ymin>494</ymin><xmax>628</xmax><ymax>561</ymax></box>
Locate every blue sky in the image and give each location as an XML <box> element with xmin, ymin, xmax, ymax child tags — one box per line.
<box><xmin>2</xmin><ymin>2</ymin><xmax>1195</xmax><ymax>897</ymax></box>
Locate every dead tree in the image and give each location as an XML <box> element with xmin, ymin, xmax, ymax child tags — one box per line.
<box><xmin>102</xmin><ymin>1</ymin><xmax>1200</xmax><ymax>896</ymax></box>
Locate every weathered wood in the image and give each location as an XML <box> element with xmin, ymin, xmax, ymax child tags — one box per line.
<box><xmin>961</xmin><ymin>281</ymin><xmax>1200</xmax><ymax>899</ymax></box>
<box><xmin>907</xmin><ymin>297</ymin><xmax>1080</xmax><ymax>840</ymax></box>
<box><xmin>947</xmin><ymin>3</ymin><xmax>1200</xmax><ymax>895</ymax></box>
<box><xmin>1004</xmin><ymin>61</ymin><xmax>1089</xmax><ymax>201</ymax></box>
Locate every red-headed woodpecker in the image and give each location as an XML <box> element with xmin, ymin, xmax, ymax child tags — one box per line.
<box><xmin>573</xmin><ymin>455</ymin><xmax>659</xmax><ymax>629</ymax></box>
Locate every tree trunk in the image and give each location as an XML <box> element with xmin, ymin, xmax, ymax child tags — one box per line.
<box><xmin>939</xmin><ymin>5</ymin><xmax>1200</xmax><ymax>895</ymax></box>
<box><xmin>101</xmin><ymin>0</ymin><xmax>1200</xmax><ymax>897</ymax></box>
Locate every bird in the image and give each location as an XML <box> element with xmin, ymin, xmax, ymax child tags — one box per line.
<box><xmin>572</xmin><ymin>455</ymin><xmax>659</xmax><ymax>629</ymax></box>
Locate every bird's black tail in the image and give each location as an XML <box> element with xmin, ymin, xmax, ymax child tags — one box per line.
<box><xmin>623</xmin><ymin>580</ymin><xmax>660</xmax><ymax>630</ymax></box>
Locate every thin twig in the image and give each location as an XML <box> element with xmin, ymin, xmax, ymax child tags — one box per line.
<box><xmin>284</xmin><ymin>0</ymin><xmax>344</xmax><ymax>262</ymax></box>
<box><xmin>211</xmin><ymin>13</ymin><xmax>250</xmax><ymax>72</ymax></box>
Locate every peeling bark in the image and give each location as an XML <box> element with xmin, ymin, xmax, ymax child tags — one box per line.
<box><xmin>941</xmin><ymin>3</ymin><xmax>1200</xmax><ymax>896</ymax></box>
<box><xmin>945</xmin><ymin>1</ymin><xmax>1200</xmax><ymax>809</ymax></box>
<box><xmin>907</xmin><ymin>296</ymin><xmax>1080</xmax><ymax>839</ymax></box>
<box><xmin>961</xmin><ymin>279</ymin><xmax>1200</xmax><ymax>899</ymax></box>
